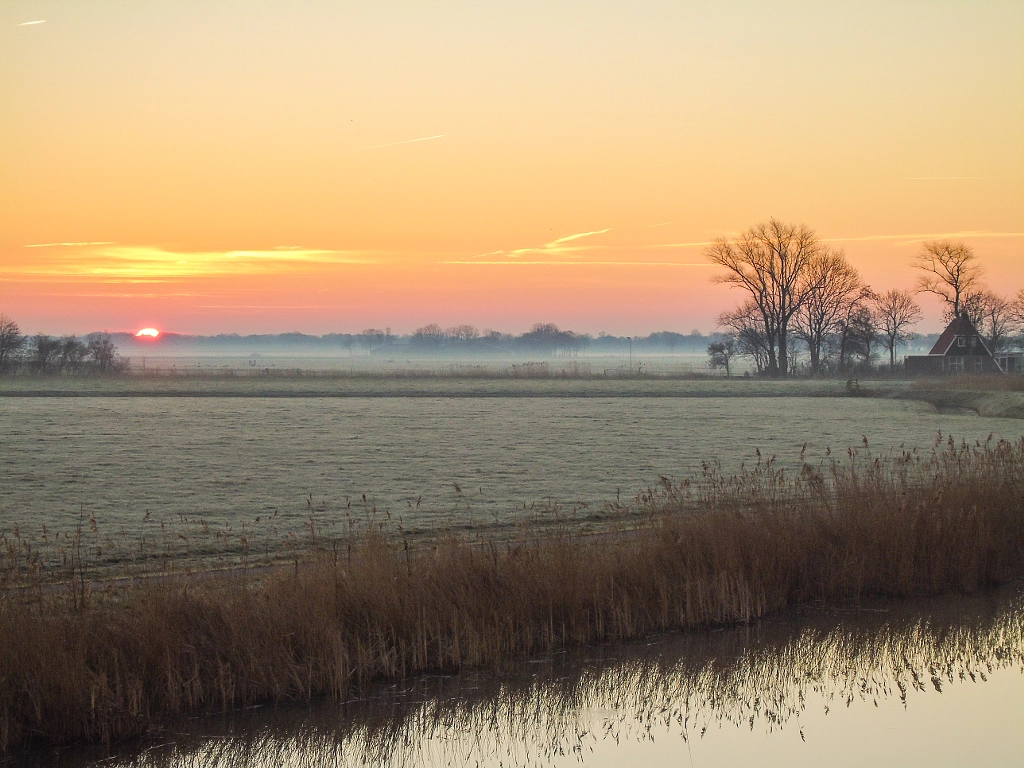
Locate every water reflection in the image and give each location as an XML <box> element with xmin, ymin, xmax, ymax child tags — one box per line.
<box><xmin>32</xmin><ymin>587</ymin><xmax>1024</xmax><ymax>768</ymax></box>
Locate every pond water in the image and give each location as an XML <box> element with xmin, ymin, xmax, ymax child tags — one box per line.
<box><xmin>1</xmin><ymin>396</ymin><xmax>1021</xmax><ymax>549</ymax></box>
<box><xmin>23</xmin><ymin>585</ymin><xmax>1024</xmax><ymax>768</ymax></box>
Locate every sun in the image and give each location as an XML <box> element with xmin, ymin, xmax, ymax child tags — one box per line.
<box><xmin>135</xmin><ymin>328</ymin><xmax>160</xmax><ymax>338</ymax></box>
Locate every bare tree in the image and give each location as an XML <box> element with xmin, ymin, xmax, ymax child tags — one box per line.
<box><xmin>86</xmin><ymin>333</ymin><xmax>121</xmax><ymax>373</ymax></box>
<box><xmin>1010</xmin><ymin>290</ymin><xmax>1024</xmax><ymax>344</ymax></box>
<box><xmin>30</xmin><ymin>335</ymin><xmax>63</xmax><ymax>374</ymax></box>
<box><xmin>707</xmin><ymin>219</ymin><xmax>824</xmax><ymax>378</ymax></box>
<box><xmin>913</xmin><ymin>240</ymin><xmax>983</xmax><ymax>319</ymax></box>
<box><xmin>707</xmin><ymin>338</ymin><xmax>737</xmax><ymax>377</ymax></box>
<box><xmin>358</xmin><ymin>328</ymin><xmax>386</xmax><ymax>353</ymax></box>
<box><xmin>447</xmin><ymin>325</ymin><xmax>480</xmax><ymax>343</ymax></box>
<box><xmin>962</xmin><ymin>290</ymin><xmax>1013</xmax><ymax>354</ymax></box>
<box><xmin>718</xmin><ymin>300</ymin><xmax>773</xmax><ymax>375</ymax></box>
<box><xmin>837</xmin><ymin>305</ymin><xmax>878</xmax><ymax>371</ymax></box>
<box><xmin>517</xmin><ymin>324</ymin><xmax>585</xmax><ymax>355</ymax></box>
<box><xmin>0</xmin><ymin>314</ymin><xmax>26</xmax><ymax>374</ymax></box>
<box><xmin>411</xmin><ymin>324</ymin><xmax>445</xmax><ymax>349</ymax></box>
<box><xmin>59</xmin><ymin>336</ymin><xmax>89</xmax><ymax>375</ymax></box>
<box><xmin>794</xmin><ymin>250</ymin><xmax>871</xmax><ymax>375</ymax></box>
<box><xmin>873</xmin><ymin>289</ymin><xmax>922</xmax><ymax>370</ymax></box>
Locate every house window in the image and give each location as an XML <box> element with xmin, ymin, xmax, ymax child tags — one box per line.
<box><xmin>948</xmin><ymin>357</ymin><xmax>965</xmax><ymax>373</ymax></box>
<box><xmin>957</xmin><ymin>336</ymin><xmax>966</xmax><ymax>347</ymax></box>
<box><xmin>975</xmin><ymin>359</ymin><xmax>984</xmax><ymax>372</ymax></box>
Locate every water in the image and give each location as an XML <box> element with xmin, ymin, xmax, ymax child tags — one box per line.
<box><xmin>22</xmin><ymin>585</ymin><xmax>1024</xmax><ymax>767</ymax></box>
<box><xmin>1</xmin><ymin>396</ymin><xmax>1020</xmax><ymax>548</ymax></box>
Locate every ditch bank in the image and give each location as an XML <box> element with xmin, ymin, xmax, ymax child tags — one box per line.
<box><xmin>900</xmin><ymin>389</ymin><xmax>1024</xmax><ymax>419</ymax></box>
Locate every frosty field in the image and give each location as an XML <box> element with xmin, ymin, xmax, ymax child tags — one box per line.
<box><xmin>2</xmin><ymin>394</ymin><xmax>1020</xmax><ymax>559</ymax></box>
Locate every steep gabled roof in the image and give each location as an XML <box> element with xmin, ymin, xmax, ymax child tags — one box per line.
<box><xmin>928</xmin><ymin>313</ymin><xmax>992</xmax><ymax>356</ymax></box>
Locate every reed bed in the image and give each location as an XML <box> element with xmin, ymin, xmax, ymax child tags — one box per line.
<box><xmin>1</xmin><ymin>437</ymin><xmax>1023</xmax><ymax>753</ymax></box>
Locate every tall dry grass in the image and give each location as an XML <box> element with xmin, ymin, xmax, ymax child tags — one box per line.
<box><xmin>1</xmin><ymin>437</ymin><xmax>1022</xmax><ymax>753</ymax></box>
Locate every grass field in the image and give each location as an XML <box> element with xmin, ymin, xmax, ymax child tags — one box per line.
<box><xmin>0</xmin><ymin>373</ymin><xmax>877</xmax><ymax>398</ymax></box>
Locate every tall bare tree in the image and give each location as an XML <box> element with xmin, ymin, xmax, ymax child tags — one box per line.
<box><xmin>0</xmin><ymin>314</ymin><xmax>26</xmax><ymax>374</ymax></box>
<box><xmin>963</xmin><ymin>290</ymin><xmax>1013</xmax><ymax>354</ymax></box>
<box><xmin>873</xmin><ymin>289</ymin><xmax>922</xmax><ymax>370</ymax></box>
<box><xmin>793</xmin><ymin>250</ymin><xmax>871</xmax><ymax>375</ymax></box>
<box><xmin>1010</xmin><ymin>290</ymin><xmax>1024</xmax><ymax>341</ymax></box>
<box><xmin>707</xmin><ymin>219</ymin><xmax>824</xmax><ymax>378</ymax></box>
<box><xmin>836</xmin><ymin>304</ymin><xmax>877</xmax><ymax>371</ymax></box>
<box><xmin>913</xmin><ymin>240</ymin><xmax>983</xmax><ymax>319</ymax></box>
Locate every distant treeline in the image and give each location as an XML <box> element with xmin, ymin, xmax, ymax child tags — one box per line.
<box><xmin>0</xmin><ymin>313</ymin><xmax>946</xmax><ymax>377</ymax></box>
<box><xmin>0</xmin><ymin>318</ymin><xmax>126</xmax><ymax>376</ymax></box>
<box><xmin>121</xmin><ymin>325</ymin><xmax>720</xmax><ymax>356</ymax></box>
<box><xmin>112</xmin><ymin>323</ymin><xmax>938</xmax><ymax>362</ymax></box>
<box><xmin>111</xmin><ymin>325</ymin><xmax>724</xmax><ymax>356</ymax></box>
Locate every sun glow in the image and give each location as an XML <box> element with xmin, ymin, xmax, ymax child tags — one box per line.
<box><xmin>135</xmin><ymin>328</ymin><xmax>160</xmax><ymax>338</ymax></box>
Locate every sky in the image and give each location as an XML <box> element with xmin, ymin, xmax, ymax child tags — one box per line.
<box><xmin>1</xmin><ymin>1</ymin><xmax>1022</xmax><ymax>336</ymax></box>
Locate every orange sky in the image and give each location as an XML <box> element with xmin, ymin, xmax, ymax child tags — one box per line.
<box><xmin>2</xmin><ymin>1</ymin><xmax>1022</xmax><ymax>335</ymax></box>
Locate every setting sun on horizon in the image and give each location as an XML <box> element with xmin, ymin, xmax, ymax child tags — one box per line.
<box><xmin>1</xmin><ymin>1</ymin><xmax>1022</xmax><ymax>336</ymax></box>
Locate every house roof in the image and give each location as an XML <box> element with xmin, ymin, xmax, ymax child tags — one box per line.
<box><xmin>928</xmin><ymin>313</ymin><xmax>992</xmax><ymax>356</ymax></box>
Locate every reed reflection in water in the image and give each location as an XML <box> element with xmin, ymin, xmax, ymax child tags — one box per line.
<box><xmin>45</xmin><ymin>587</ymin><xmax>1024</xmax><ymax>768</ymax></box>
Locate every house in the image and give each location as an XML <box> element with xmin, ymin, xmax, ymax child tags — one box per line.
<box><xmin>904</xmin><ymin>313</ymin><xmax>1005</xmax><ymax>375</ymax></box>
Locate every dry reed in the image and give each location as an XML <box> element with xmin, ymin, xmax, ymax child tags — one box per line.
<box><xmin>1</xmin><ymin>437</ymin><xmax>1022</xmax><ymax>753</ymax></box>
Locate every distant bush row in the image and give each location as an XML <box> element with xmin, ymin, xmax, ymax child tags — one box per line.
<box><xmin>0</xmin><ymin>315</ymin><xmax>127</xmax><ymax>376</ymax></box>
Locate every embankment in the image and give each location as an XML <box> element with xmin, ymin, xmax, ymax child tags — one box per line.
<box><xmin>901</xmin><ymin>388</ymin><xmax>1024</xmax><ymax>419</ymax></box>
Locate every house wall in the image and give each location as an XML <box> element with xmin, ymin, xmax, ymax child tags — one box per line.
<box><xmin>905</xmin><ymin>355</ymin><xmax>1004</xmax><ymax>376</ymax></box>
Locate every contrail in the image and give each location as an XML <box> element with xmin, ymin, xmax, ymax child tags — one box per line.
<box><xmin>822</xmin><ymin>231</ymin><xmax>1024</xmax><ymax>243</ymax></box>
<box><xmin>547</xmin><ymin>229</ymin><xmax>610</xmax><ymax>246</ymax></box>
<box><xmin>907</xmin><ymin>176</ymin><xmax>1013</xmax><ymax>180</ymax></box>
<box><xmin>351</xmin><ymin>135</ymin><xmax>445</xmax><ymax>152</ymax></box>
<box><xmin>25</xmin><ymin>241</ymin><xmax>115</xmax><ymax>248</ymax></box>
<box><xmin>17</xmin><ymin>20</ymin><xmax>46</xmax><ymax>26</ymax></box>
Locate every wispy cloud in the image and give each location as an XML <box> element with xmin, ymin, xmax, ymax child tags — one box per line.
<box><xmin>350</xmin><ymin>135</ymin><xmax>445</xmax><ymax>152</ymax></box>
<box><xmin>197</xmin><ymin>304</ymin><xmax>348</xmax><ymax>310</ymax></box>
<box><xmin>649</xmin><ymin>241</ymin><xmax>716</xmax><ymax>249</ymax></box>
<box><xmin>16</xmin><ymin>20</ymin><xmax>46</xmax><ymax>26</ymax></box>
<box><xmin>9</xmin><ymin>244</ymin><xmax>374</xmax><ymax>282</ymax></box>
<box><xmin>546</xmin><ymin>229</ymin><xmax>610</xmax><ymax>246</ymax></box>
<box><xmin>443</xmin><ymin>260</ymin><xmax>714</xmax><ymax>267</ymax></box>
<box><xmin>473</xmin><ymin>229</ymin><xmax>611</xmax><ymax>261</ymax></box>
